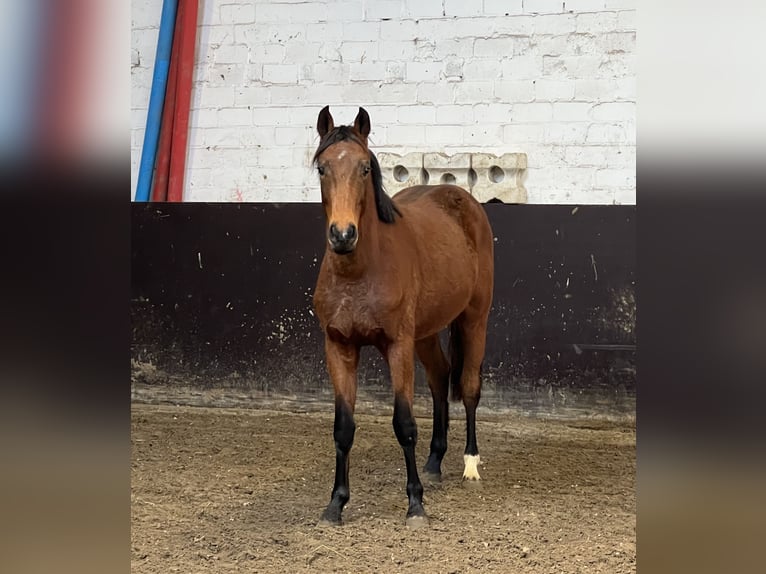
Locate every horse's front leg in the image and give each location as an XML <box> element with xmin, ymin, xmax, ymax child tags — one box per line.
<box><xmin>386</xmin><ymin>337</ymin><xmax>428</xmax><ymax>528</ymax></box>
<box><xmin>319</xmin><ymin>338</ymin><xmax>359</xmax><ymax>526</ymax></box>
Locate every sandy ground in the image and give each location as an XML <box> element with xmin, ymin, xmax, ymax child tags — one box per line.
<box><xmin>131</xmin><ymin>403</ymin><xmax>635</xmax><ymax>573</ymax></box>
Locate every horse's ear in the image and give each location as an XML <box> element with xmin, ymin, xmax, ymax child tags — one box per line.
<box><xmin>353</xmin><ymin>107</ymin><xmax>371</xmax><ymax>141</ymax></box>
<box><xmin>317</xmin><ymin>106</ymin><xmax>334</xmax><ymax>138</ymax></box>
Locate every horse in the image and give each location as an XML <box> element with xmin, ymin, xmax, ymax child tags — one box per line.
<box><xmin>311</xmin><ymin>106</ymin><xmax>494</xmax><ymax>528</ymax></box>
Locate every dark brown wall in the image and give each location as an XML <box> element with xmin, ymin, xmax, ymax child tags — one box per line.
<box><xmin>131</xmin><ymin>203</ymin><xmax>635</xmax><ymax>417</ymax></box>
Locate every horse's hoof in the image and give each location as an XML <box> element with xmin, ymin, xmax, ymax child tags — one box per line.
<box><xmin>422</xmin><ymin>470</ymin><xmax>442</xmax><ymax>484</ymax></box>
<box><xmin>318</xmin><ymin>507</ymin><xmax>343</xmax><ymax>527</ymax></box>
<box><xmin>317</xmin><ymin>517</ymin><xmax>342</xmax><ymax>527</ymax></box>
<box><xmin>405</xmin><ymin>514</ymin><xmax>429</xmax><ymax>529</ymax></box>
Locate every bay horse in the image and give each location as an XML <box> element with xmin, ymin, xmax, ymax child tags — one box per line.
<box><xmin>312</xmin><ymin>106</ymin><xmax>494</xmax><ymax>528</ymax></box>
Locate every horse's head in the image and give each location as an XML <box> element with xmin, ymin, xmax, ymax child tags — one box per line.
<box><xmin>313</xmin><ymin>106</ymin><xmax>373</xmax><ymax>254</ymax></box>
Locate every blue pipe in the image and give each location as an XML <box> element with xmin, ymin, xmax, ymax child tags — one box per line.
<box><xmin>134</xmin><ymin>0</ymin><xmax>178</xmax><ymax>201</ymax></box>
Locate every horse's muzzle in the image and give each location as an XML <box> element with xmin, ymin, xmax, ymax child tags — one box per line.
<box><xmin>328</xmin><ymin>222</ymin><xmax>358</xmax><ymax>254</ymax></box>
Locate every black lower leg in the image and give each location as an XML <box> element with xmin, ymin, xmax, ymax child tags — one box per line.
<box><xmin>320</xmin><ymin>399</ymin><xmax>355</xmax><ymax>524</ymax></box>
<box><xmin>424</xmin><ymin>393</ymin><xmax>449</xmax><ymax>476</ymax></box>
<box><xmin>393</xmin><ymin>396</ymin><xmax>425</xmax><ymax>519</ymax></box>
<box><xmin>464</xmin><ymin>395</ymin><xmax>479</xmax><ymax>456</ymax></box>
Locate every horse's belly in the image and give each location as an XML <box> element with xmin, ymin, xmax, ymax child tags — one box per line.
<box><xmin>413</xmin><ymin>249</ymin><xmax>476</xmax><ymax>338</ymax></box>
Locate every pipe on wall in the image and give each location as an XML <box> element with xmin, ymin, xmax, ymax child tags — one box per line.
<box><xmin>134</xmin><ymin>0</ymin><xmax>178</xmax><ymax>202</ymax></box>
<box><xmin>167</xmin><ymin>0</ymin><xmax>199</xmax><ymax>202</ymax></box>
<box><xmin>150</xmin><ymin>1</ymin><xmax>184</xmax><ymax>202</ymax></box>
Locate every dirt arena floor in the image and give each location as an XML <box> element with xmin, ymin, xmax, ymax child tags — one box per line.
<box><xmin>131</xmin><ymin>403</ymin><xmax>635</xmax><ymax>573</ymax></box>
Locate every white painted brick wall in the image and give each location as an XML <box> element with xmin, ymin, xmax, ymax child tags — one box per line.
<box><xmin>131</xmin><ymin>0</ymin><xmax>636</xmax><ymax>204</ymax></box>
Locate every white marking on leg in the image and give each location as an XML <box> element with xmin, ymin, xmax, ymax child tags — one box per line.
<box><xmin>463</xmin><ymin>454</ymin><xmax>481</xmax><ymax>480</ymax></box>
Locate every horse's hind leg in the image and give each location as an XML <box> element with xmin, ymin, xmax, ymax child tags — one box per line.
<box><xmin>319</xmin><ymin>339</ymin><xmax>359</xmax><ymax>526</ymax></box>
<box><xmin>416</xmin><ymin>334</ymin><xmax>450</xmax><ymax>481</ymax></box>
<box><xmin>455</xmin><ymin>312</ymin><xmax>489</xmax><ymax>482</ymax></box>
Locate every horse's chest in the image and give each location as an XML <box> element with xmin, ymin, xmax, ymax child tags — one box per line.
<box><xmin>318</xmin><ymin>286</ymin><xmax>399</xmax><ymax>344</ymax></box>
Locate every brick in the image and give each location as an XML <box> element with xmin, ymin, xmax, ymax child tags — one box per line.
<box><xmin>349</xmin><ymin>62</ymin><xmax>387</xmax><ymax>81</ymax></box>
<box><xmin>218</xmin><ymin>107</ymin><xmax>252</xmax><ymax>127</ymax></box>
<box><xmin>275</xmin><ymin>126</ymin><xmax>312</xmax><ymax>146</ymax></box>
<box><xmin>494</xmin><ymin>15</ymin><xmax>535</xmax><ymax>36</ymax></box>
<box><xmin>311</xmin><ymin>62</ymin><xmax>350</xmax><ymax>84</ymax></box>
<box><xmin>474</xmin><ymin>37</ymin><xmax>516</xmax><ymax>58</ymax></box>
<box><xmin>436</xmin><ymin>105</ymin><xmax>474</xmax><ymax>124</ymax></box>
<box><xmin>379</xmin><ymin>19</ymin><xmax>417</xmax><ymax>41</ymax></box>
<box><xmin>512</xmin><ymin>103</ymin><xmax>553</xmax><ymax>122</ymax></box>
<box><xmin>263</xmin><ymin>64</ymin><xmax>298</xmax><ymax>84</ymax></box>
<box><xmin>326</xmin><ymin>1</ymin><xmax>364</xmax><ymax>22</ymax></box>
<box><xmin>398</xmin><ymin>105</ymin><xmax>436</xmax><ymax>124</ymax></box>
<box><xmin>535</xmin><ymin>79</ymin><xmax>575</xmax><ymax>101</ymax></box>
<box><xmin>213</xmin><ymin>44</ymin><xmax>249</xmax><ymax>64</ymax></box>
<box><xmin>591</xmin><ymin>102</ymin><xmax>634</xmax><ymax>121</ymax></box>
<box><xmin>406</xmin><ymin>61</ymin><xmax>440</xmax><ymax>82</ymax></box>
<box><xmin>534</xmin><ymin>14</ymin><xmax>576</xmax><ymax>34</ymax></box>
<box><xmin>544</xmin><ymin>122</ymin><xmax>590</xmax><ymax>143</ymax></box>
<box><xmin>252</xmin><ymin>107</ymin><xmax>290</xmax><ymax>126</ymax></box>
<box><xmin>425</xmin><ymin>125</ymin><xmax>464</xmax><ymax>144</ymax></box>
<box><xmin>285</xmin><ymin>43</ymin><xmax>323</xmax><ymax>64</ymax></box>
<box><xmin>524</xmin><ymin>0</ymin><xmax>566</xmax><ymax>14</ymax></box>
<box><xmin>585</xmin><ymin>123</ymin><xmax>628</xmax><ymax>143</ymax></box>
<box><xmin>552</xmin><ymin>102</ymin><xmax>592</xmax><ymax>121</ymax></box>
<box><xmin>378</xmin><ymin>40</ymin><xmax>417</xmax><ymax>61</ymax></box>
<box><xmin>576</xmin><ymin>12</ymin><xmax>617</xmax><ymax>33</ymax></box>
<box><xmin>343</xmin><ymin>21</ymin><xmax>380</xmax><ymax>42</ymax></box>
<box><xmin>387</xmin><ymin>125</ymin><xmax>426</xmax><ymax>145</ymax></box>
<box><xmin>234</xmin><ymin>87</ymin><xmax>270</xmax><ymax>106</ymax></box>
<box><xmin>462</xmin><ymin>125</ymin><xmax>504</xmax><ymax>145</ymax></box>
<box><xmin>503</xmin><ymin>123</ymin><xmax>544</xmax><ymax>143</ymax></box>
<box><xmin>417</xmin><ymin>82</ymin><xmax>456</xmax><ymax>104</ymax></box>
<box><xmin>455</xmin><ymin>81</ymin><xmax>494</xmax><ymax>103</ymax></box>
<box><xmin>404</xmin><ymin>0</ymin><xmax>443</xmax><ymax>18</ymax></box>
<box><xmin>563</xmin><ymin>0</ymin><xmax>606</xmax><ymax>12</ymax></box>
<box><xmin>443</xmin><ymin>56</ymin><xmax>465</xmax><ymax>80</ymax></box>
<box><xmin>339</xmin><ymin>41</ymin><xmax>377</xmax><ymax>63</ymax></box>
<box><xmin>474</xmin><ymin>103</ymin><xmax>513</xmax><ymax>123</ymax></box>
<box><xmin>198</xmin><ymin>86</ymin><xmax>236</xmax><ymax>108</ymax></box>
<box><xmin>365</xmin><ymin>0</ymin><xmax>402</xmax><ymax>20</ymax></box>
<box><xmin>501</xmin><ymin>54</ymin><xmax>542</xmax><ymax>80</ymax></box>
<box><xmin>304</xmin><ymin>22</ymin><xmax>342</xmax><ymax>43</ymax></box>
<box><xmin>483</xmin><ymin>0</ymin><xmax>524</xmax><ymax>16</ymax></box>
<box><xmin>434</xmin><ymin>38</ymin><xmax>475</xmax><ymax>59</ymax></box>
<box><xmin>444</xmin><ymin>0</ymin><xmax>483</xmax><ymax>17</ymax></box>
<box><xmin>220</xmin><ymin>4</ymin><xmax>255</xmax><ymax>24</ymax></box>
<box><xmin>495</xmin><ymin>80</ymin><xmax>536</xmax><ymax>102</ymax></box>
<box><xmin>254</xmin><ymin>2</ymin><xmax>327</xmax><ymax>23</ymax></box>
<box><xmin>595</xmin><ymin>168</ymin><xmax>635</xmax><ymax>188</ymax></box>
<box><xmin>203</xmin><ymin>128</ymin><xmax>240</xmax><ymax>148</ymax></box>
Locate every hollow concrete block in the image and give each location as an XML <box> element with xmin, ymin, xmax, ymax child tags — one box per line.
<box><xmin>471</xmin><ymin>152</ymin><xmax>528</xmax><ymax>204</ymax></box>
<box><xmin>423</xmin><ymin>152</ymin><xmax>472</xmax><ymax>189</ymax></box>
<box><xmin>377</xmin><ymin>152</ymin><xmax>424</xmax><ymax>196</ymax></box>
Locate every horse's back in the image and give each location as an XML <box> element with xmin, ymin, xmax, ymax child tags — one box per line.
<box><xmin>394</xmin><ymin>184</ymin><xmax>493</xmax><ymax>254</ymax></box>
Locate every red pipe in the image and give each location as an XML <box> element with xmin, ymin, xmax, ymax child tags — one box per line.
<box><xmin>167</xmin><ymin>0</ymin><xmax>199</xmax><ymax>202</ymax></box>
<box><xmin>151</xmin><ymin>1</ymin><xmax>184</xmax><ymax>202</ymax></box>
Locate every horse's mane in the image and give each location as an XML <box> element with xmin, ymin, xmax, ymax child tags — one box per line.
<box><xmin>312</xmin><ymin>125</ymin><xmax>401</xmax><ymax>224</ymax></box>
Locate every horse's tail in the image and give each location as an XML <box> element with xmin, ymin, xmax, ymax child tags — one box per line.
<box><xmin>449</xmin><ymin>321</ymin><xmax>464</xmax><ymax>402</ymax></box>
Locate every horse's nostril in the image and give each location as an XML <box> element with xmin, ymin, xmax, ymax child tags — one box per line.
<box><xmin>346</xmin><ymin>224</ymin><xmax>357</xmax><ymax>241</ymax></box>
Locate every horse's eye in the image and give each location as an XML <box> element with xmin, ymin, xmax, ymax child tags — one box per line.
<box><xmin>317</xmin><ymin>166</ymin><xmax>325</xmax><ymax>176</ymax></box>
<box><xmin>362</xmin><ymin>165</ymin><xmax>371</xmax><ymax>176</ymax></box>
